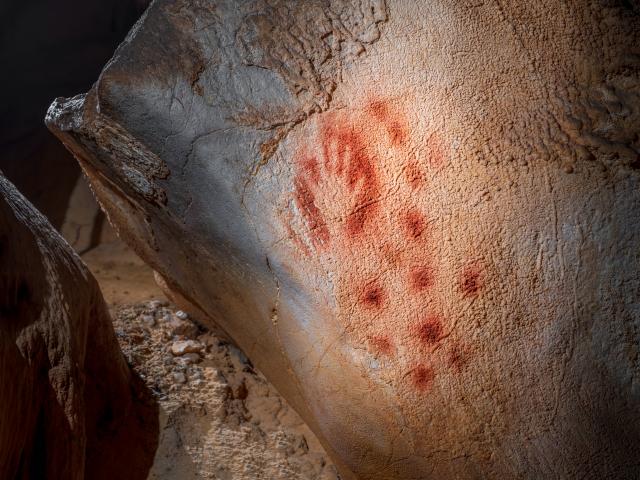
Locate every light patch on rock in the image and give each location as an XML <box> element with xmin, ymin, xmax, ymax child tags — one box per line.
<box><xmin>113</xmin><ymin>301</ymin><xmax>337</xmax><ymax>480</ymax></box>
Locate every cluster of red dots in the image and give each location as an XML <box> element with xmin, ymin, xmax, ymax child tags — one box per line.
<box><xmin>290</xmin><ymin>98</ymin><xmax>483</xmax><ymax>392</ymax></box>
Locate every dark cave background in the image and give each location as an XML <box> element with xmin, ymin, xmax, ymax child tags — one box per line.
<box><xmin>0</xmin><ymin>0</ymin><xmax>149</xmax><ymax>228</ymax></box>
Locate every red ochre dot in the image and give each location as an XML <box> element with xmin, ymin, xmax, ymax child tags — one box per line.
<box><xmin>415</xmin><ymin>316</ymin><xmax>443</xmax><ymax>345</ymax></box>
<box><xmin>386</xmin><ymin>120</ymin><xmax>407</xmax><ymax>145</ymax></box>
<box><xmin>410</xmin><ymin>365</ymin><xmax>435</xmax><ymax>391</ymax></box>
<box><xmin>402</xmin><ymin>209</ymin><xmax>427</xmax><ymax>239</ymax></box>
<box><xmin>360</xmin><ymin>281</ymin><xmax>386</xmax><ymax>309</ymax></box>
<box><xmin>410</xmin><ymin>266</ymin><xmax>434</xmax><ymax>292</ymax></box>
<box><xmin>460</xmin><ymin>266</ymin><xmax>483</xmax><ymax>297</ymax></box>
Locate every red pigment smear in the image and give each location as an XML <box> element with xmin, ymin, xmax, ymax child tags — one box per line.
<box><xmin>402</xmin><ymin>209</ymin><xmax>427</xmax><ymax>239</ymax></box>
<box><xmin>406</xmin><ymin>161</ymin><xmax>425</xmax><ymax>189</ymax></box>
<box><xmin>293</xmin><ymin>176</ymin><xmax>329</xmax><ymax>247</ymax></box>
<box><xmin>368</xmin><ymin>335</ymin><xmax>395</xmax><ymax>356</ymax></box>
<box><xmin>367</xmin><ymin>99</ymin><xmax>408</xmax><ymax>146</ymax></box>
<box><xmin>321</xmin><ymin>119</ymin><xmax>381</xmax><ymax>239</ymax></box>
<box><xmin>388</xmin><ymin>121</ymin><xmax>407</xmax><ymax>146</ymax></box>
<box><xmin>413</xmin><ymin>315</ymin><xmax>443</xmax><ymax>345</ymax></box>
<box><xmin>459</xmin><ymin>265</ymin><xmax>483</xmax><ymax>297</ymax></box>
<box><xmin>409</xmin><ymin>364</ymin><xmax>435</xmax><ymax>391</ymax></box>
<box><xmin>409</xmin><ymin>265</ymin><xmax>434</xmax><ymax>293</ymax></box>
<box><xmin>360</xmin><ymin>280</ymin><xmax>386</xmax><ymax>309</ymax></box>
<box><xmin>301</xmin><ymin>155</ymin><xmax>321</xmax><ymax>186</ymax></box>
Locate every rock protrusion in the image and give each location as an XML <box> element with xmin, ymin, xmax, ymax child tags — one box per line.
<box><xmin>0</xmin><ymin>174</ymin><xmax>158</xmax><ymax>480</ymax></box>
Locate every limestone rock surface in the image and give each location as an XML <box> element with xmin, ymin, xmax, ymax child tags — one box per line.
<box><xmin>0</xmin><ymin>175</ymin><xmax>158</xmax><ymax>479</ymax></box>
<box><xmin>47</xmin><ymin>1</ymin><xmax>640</xmax><ymax>478</ymax></box>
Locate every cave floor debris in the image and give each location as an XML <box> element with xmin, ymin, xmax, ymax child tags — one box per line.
<box><xmin>84</xmin><ymin>237</ymin><xmax>337</xmax><ymax>480</ymax></box>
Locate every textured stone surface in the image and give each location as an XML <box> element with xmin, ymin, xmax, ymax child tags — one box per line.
<box><xmin>48</xmin><ymin>1</ymin><xmax>640</xmax><ymax>478</ymax></box>
<box><xmin>0</xmin><ymin>175</ymin><xmax>158</xmax><ymax>479</ymax></box>
<box><xmin>113</xmin><ymin>301</ymin><xmax>338</xmax><ymax>480</ymax></box>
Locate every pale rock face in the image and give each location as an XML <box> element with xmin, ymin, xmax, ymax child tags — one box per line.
<box><xmin>47</xmin><ymin>1</ymin><xmax>640</xmax><ymax>478</ymax></box>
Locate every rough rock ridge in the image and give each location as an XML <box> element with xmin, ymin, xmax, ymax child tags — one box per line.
<box><xmin>0</xmin><ymin>174</ymin><xmax>158</xmax><ymax>480</ymax></box>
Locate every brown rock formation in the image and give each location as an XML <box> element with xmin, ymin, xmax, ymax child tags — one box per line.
<box><xmin>0</xmin><ymin>174</ymin><xmax>158</xmax><ymax>479</ymax></box>
<box><xmin>47</xmin><ymin>1</ymin><xmax>640</xmax><ymax>478</ymax></box>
